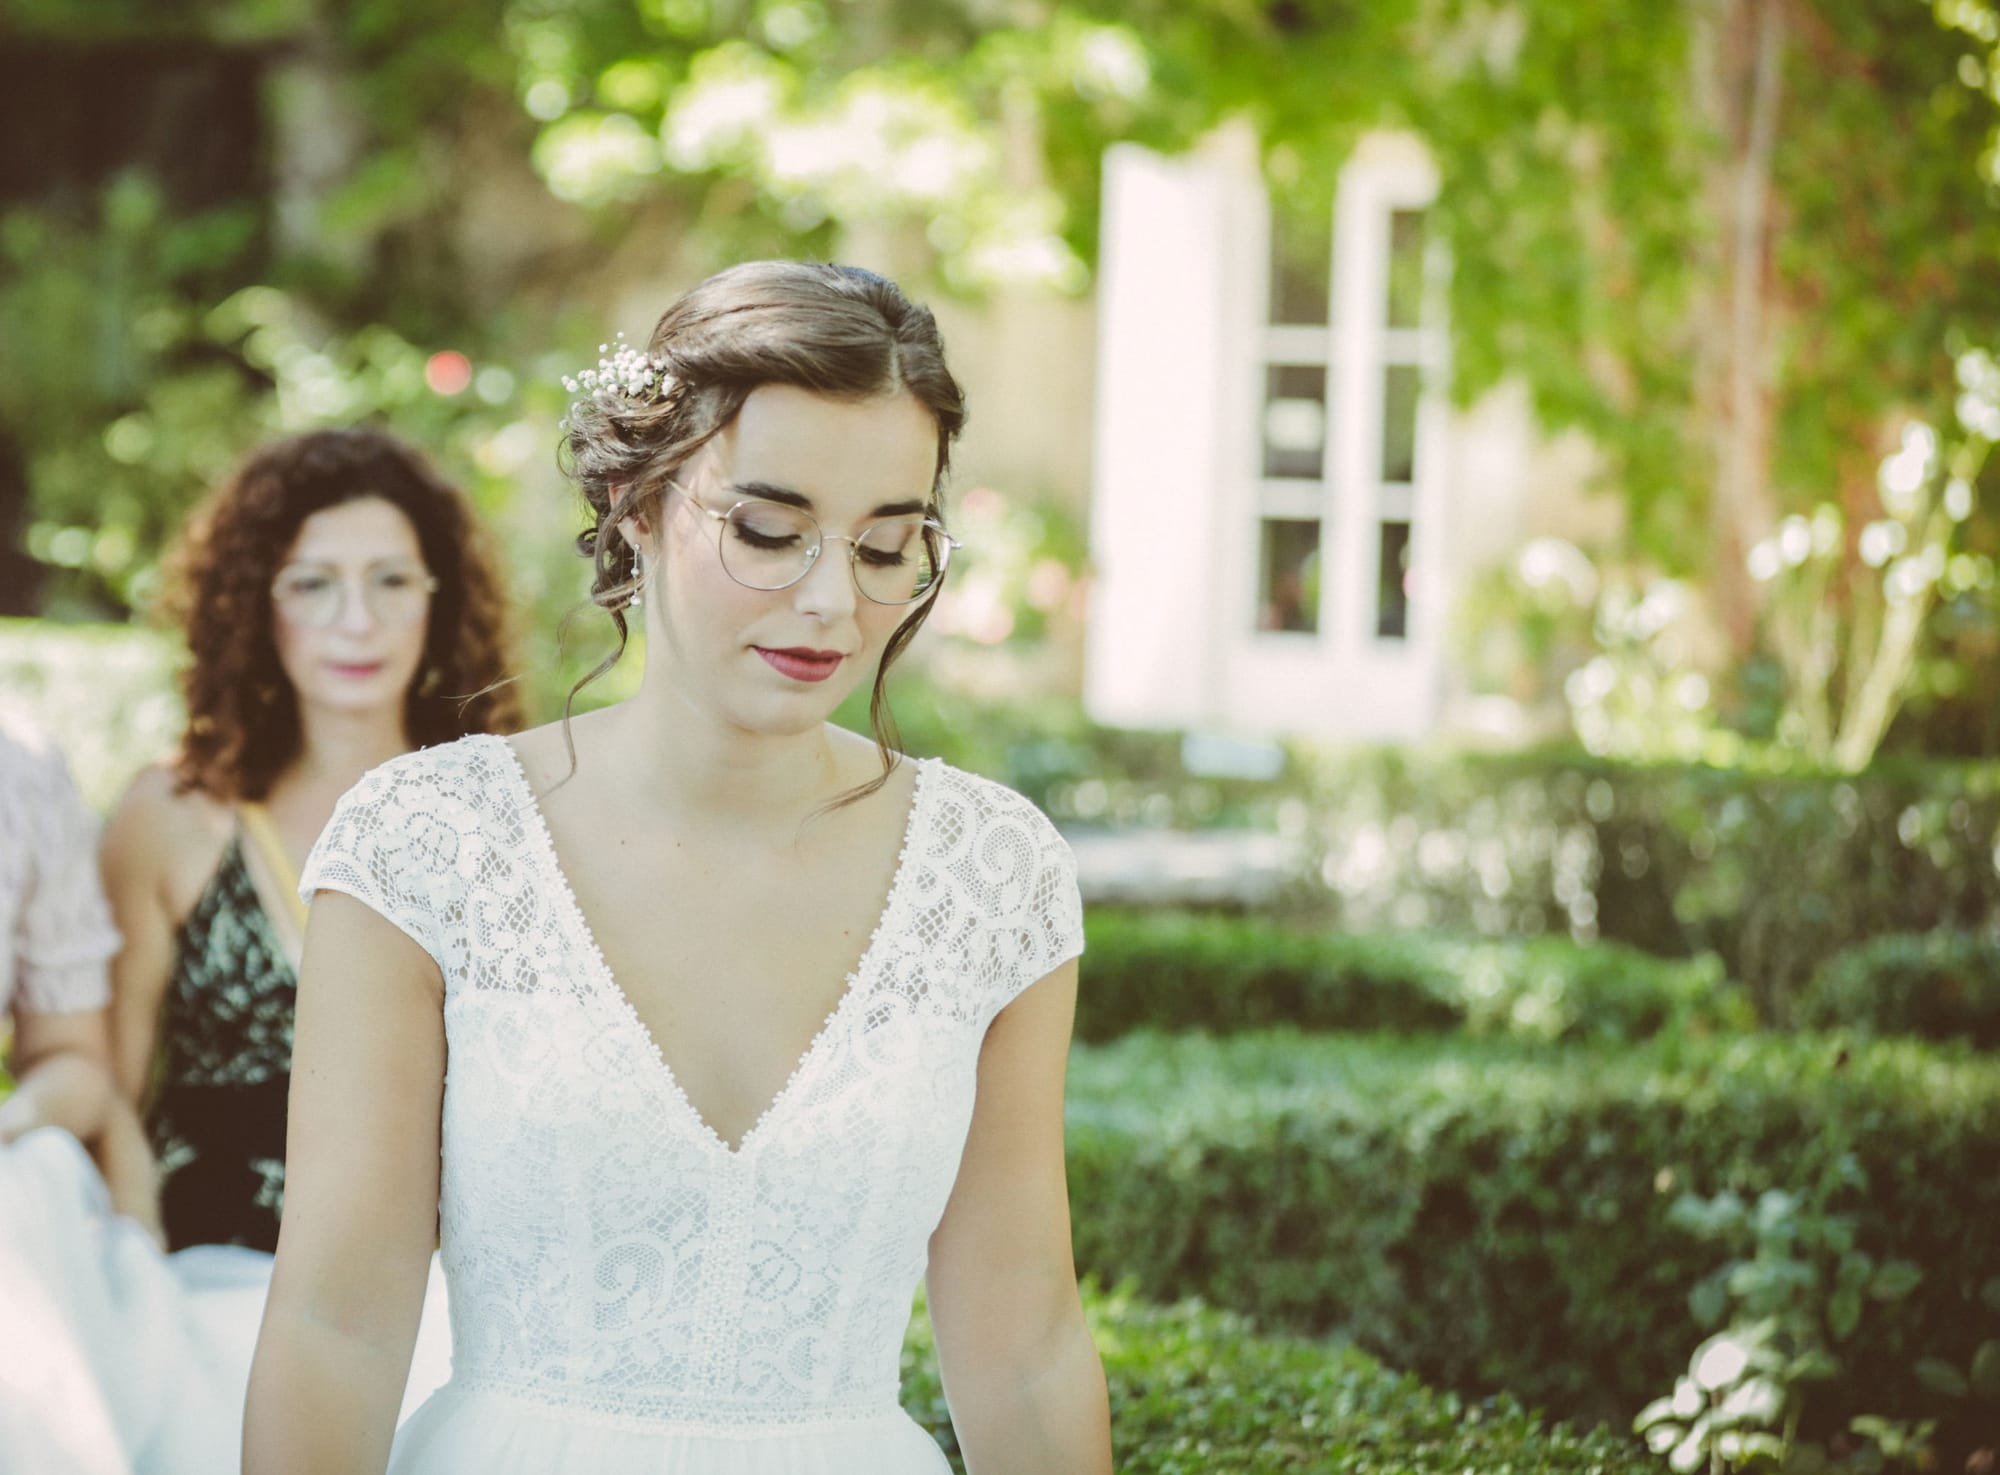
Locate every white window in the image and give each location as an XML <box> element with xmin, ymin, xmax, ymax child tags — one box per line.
<box><xmin>1254</xmin><ymin>199</ymin><xmax>1334</xmax><ymax>635</ymax></box>
<box><xmin>1088</xmin><ymin>130</ymin><xmax>1449</xmax><ymax>739</ymax></box>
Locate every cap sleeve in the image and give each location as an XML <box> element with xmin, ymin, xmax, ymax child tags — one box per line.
<box><xmin>981</xmin><ymin>787</ymin><xmax>1085</xmax><ymax>1020</ymax></box>
<box><xmin>15</xmin><ymin>746</ymin><xmax>119</xmax><ymax>1016</ymax></box>
<box><xmin>299</xmin><ymin>752</ymin><xmax>460</xmax><ymax>978</ymax></box>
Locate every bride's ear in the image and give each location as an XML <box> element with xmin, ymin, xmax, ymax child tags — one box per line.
<box><xmin>615</xmin><ymin>490</ymin><xmax>653</xmax><ymax>555</ymax></box>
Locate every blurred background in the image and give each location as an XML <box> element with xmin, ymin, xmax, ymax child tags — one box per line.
<box><xmin>4</xmin><ymin>1</ymin><xmax>2000</xmax><ymax>1472</ymax></box>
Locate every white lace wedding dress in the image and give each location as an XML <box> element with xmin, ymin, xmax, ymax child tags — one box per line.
<box><xmin>300</xmin><ymin>734</ymin><xmax>1084</xmax><ymax>1473</ymax></box>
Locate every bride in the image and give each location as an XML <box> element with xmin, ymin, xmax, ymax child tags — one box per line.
<box><xmin>245</xmin><ymin>261</ymin><xmax>1113</xmax><ymax>1473</ymax></box>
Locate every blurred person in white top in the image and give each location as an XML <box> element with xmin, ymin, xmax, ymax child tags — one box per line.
<box><xmin>0</xmin><ymin>707</ymin><xmax>121</xmax><ymax>1147</ymax></box>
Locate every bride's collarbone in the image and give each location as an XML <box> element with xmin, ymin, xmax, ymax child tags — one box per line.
<box><xmin>550</xmin><ymin>803</ymin><xmax>906</xmax><ymax>992</ymax></box>
<box><xmin>577</xmin><ymin>843</ymin><xmax>885</xmax><ymax>975</ymax></box>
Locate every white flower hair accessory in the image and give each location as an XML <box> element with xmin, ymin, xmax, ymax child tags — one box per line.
<box><xmin>560</xmin><ymin>331</ymin><xmax>673</xmax><ymax>408</ymax></box>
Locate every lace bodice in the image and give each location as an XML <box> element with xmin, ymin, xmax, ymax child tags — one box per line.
<box><xmin>300</xmin><ymin>734</ymin><xmax>1082</xmax><ymax>1433</ymax></box>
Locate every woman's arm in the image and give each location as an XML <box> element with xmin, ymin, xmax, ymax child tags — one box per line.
<box><xmin>243</xmin><ymin>892</ymin><xmax>446</xmax><ymax>1475</ymax></box>
<box><xmin>0</xmin><ymin>1007</ymin><xmax>114</xmax><ymax>1143</ymax></box>
<box><xmin>97</xmin><ymin>766</ymin><xmax>188</xmax><ymax>1103</ymax></box>
<box><xmin>925</xmin><ymin>958</ymin><xmax>1112</xmax><ymax>1475</ymax></box>
<box><xmin>92</xmin><ymin>1092</ymin><xmax>167</xmax><ymax>1244</ymax></box>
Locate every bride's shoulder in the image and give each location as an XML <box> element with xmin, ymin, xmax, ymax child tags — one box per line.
<box><xmin>336</xmin><ymin>733</ymin><xmax>513</xmax><ymax>824</ymax></box>
<box><xmin>917</xmin><ymin>760</ymin><xmax>1073</xmax><ymax>875</ymax></box>
<box><xmin>923</xmin><ymin>759</ymin><xmax>1055</xmax><ymax>829</ymax></box>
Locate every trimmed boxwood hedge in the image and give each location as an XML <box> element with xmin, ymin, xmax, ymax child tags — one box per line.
<box><xmin>1797</xmin><ymin>928</ymin><xmax>2000</xmax><ymax>1047</ymax></box>
<box><xmin>899</xmin><ymin>1287</ymin><xmax>1655</xmax><ymax>1474</ymax></box>
<box><xmin>1062</xmin><ymin>1030</ymin><xmax>2000</xmax><ymax>1450</ymax></box>
<box><xmin>1076</xmin><ymin>909</ymin><xmax>1746</xmax><ymax>1044</ymax></box>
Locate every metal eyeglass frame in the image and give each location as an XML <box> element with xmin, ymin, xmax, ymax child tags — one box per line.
<box><xmin>270</xmin><ymin>566</ymin><xmax>440</xmax><ymax>628</ymax></box>
<box><xmin>692</xmin><ymin>497</ymin><xmax>962</xmax><ymax>606</ymax></box>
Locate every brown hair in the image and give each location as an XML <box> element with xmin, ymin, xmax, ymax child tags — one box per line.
<box><xmin>166</xmin><ymin>425</ymin><xmax>522</xmax><ymax>801</ymax></box>
<box><xmin>558</xmin><ymin>260</ymin><xmax>967</xmax><ymax>800</ymax></box>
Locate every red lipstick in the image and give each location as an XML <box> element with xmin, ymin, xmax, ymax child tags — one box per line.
<box><xmin>755</xmin><ymin>646</ymin><xmax>844</xmax><ymax>683</ymax></box>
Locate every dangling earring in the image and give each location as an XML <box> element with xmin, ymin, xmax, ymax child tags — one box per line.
<box><xmin>627</xmin><ymin>586</ymin><xmax>642</xmax><ymax>609</ymax></box>
<box><xmin>419</xmin><ymin>665</ymin><xmax>442</xmax><ymax>696</ymax></box>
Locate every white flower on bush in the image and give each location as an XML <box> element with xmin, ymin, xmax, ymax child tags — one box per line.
<box><xmin>1777</xmin><ymin>515</ymin><xmax>1814</xmax><ymax>568</ymax></box>
<box><xmin>1748</xmin><ymin>537</ymin><xmax>1784</xmax><ymax>583</ymax></box>
<box><xmin>1877</xmin><ymin>422</ymin><xmax>1937</xmax><ymax>515</ymax></box>
<box><xmin>1515</xmin><ymin>536</ymin><xmax>1598</xmax><ymax>608</ymax></box>
<box><xmin>1858</xmin><ymin>519</ymin><xmax>1906</xmax><ymax>568</ymax></box>
<box><xmin>1693</xmin><ymin>1333</ymin><xmax>1751</xmax><ymax>1392</ymax></box>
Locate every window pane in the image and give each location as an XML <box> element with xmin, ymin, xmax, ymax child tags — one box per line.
<box><xmin>1263</xmin><ymin>364</ymin><xmax>1327</xmax><ymax>479</ymax></box>
<box><xmin>1387</xmin><ymin>209</ymin><xmax>1426</xmax><ymax>328</ymax></box>
<box><xmin>1381</xmin><ymin>363</ymin><xmax>1419</xmax><ymax>483</ymax></box>
<box><xmin>1268</xmin><ymin>202</ymin><xmax>1332</xmax><ymax>326</ymax></box>
<box><xmin>1376</xmin><ymin>520</ymin><xmax>1411</xmax><ymax>640</ymax></box>
<box><xmin>1258</xmin><ymin>518</ymin><xmax>1322</xmax><ymax>634</ymax></box>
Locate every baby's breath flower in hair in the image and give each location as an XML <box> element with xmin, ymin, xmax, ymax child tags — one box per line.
<box><xmin>559</xmin><ymin>332</ymin><xmax>673</xmax><ymax>419</ymax></box>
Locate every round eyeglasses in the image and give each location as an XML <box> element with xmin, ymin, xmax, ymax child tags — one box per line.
<box><xmin>271</xmin><ymin>563</ymin><xmax>439</xmax><ymax>628</ymax></box>
<box><xmin>694</xmin><ymin>498</ymin><xmax>961</xmax><ymax>606</ymax></box>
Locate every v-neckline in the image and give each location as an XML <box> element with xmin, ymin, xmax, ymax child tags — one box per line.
<box><xmin>488</xmin><ymin>734</ymin><xmax>933</xmax><ymax>1161</ymax></box>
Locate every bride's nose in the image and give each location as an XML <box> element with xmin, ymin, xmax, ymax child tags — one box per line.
<box><xmin>790</xmin><ymin>538</ymin><xmax>859</xmax><ymax>621</ymax></box>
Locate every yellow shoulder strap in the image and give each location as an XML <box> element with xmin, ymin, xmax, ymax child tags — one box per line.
<box><xmin>238</xmin><ymin>801</ymin><xmax>310</xmax><ymax>935</ymax></box>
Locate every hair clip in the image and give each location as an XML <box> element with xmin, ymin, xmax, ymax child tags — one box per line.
<box><xmin>560</xmin><ymin>332</ymin><xmax>673</xmax><ymax>406</ymax></box>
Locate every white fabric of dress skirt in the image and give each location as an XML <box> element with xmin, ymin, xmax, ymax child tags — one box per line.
<box><xmin>0</xmin><ymin>1127</ymin><xmax>451</xmax><ymax>1475</ymax></box>
<box><xmin>388</xmin><ymin>1385</ymin><xmax>952</xmax><ymax>1475</ymax></box>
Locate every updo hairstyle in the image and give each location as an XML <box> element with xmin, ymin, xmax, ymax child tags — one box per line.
<box><xmin>558</xmin><ymin>261</ymin><xmax>968</xmax><ymax>795</ymax></box>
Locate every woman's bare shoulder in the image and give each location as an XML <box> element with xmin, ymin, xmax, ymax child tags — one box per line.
<box><xmin>501</xmin><ymin>712</ymin><xmax>621</xmax><ymax>796</ymax></box>
<box><xmin>103</xmin><ymin>761</ymin><xmax>232</xmax><ymax>872</ymax></box>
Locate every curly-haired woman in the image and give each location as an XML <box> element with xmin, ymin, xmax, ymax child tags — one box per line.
<box><xmin>97</xmin><ymin>425</ymin><xmax>521</xmax><ymax>1258</ymax></box>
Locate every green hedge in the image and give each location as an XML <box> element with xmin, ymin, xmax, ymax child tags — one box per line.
<box><xmin>1798</xmin><ymin>928</ymin><xmax>2000</xmax><ymax>1047</ymax></box>
<box><xmin>1062</xmin><ymin>1030</ymin><xmax>2000</xmax><ymax>1454</ymax></box>
<box><xmin>1273</xmin><ymin>747</ymin><xmax>2000</xmax><ymax>1023</ymax></box>
<box><xmin>1077</xmin><ymin>909</ymin><xmax>1746</xmax><ymax>1044</ymax></box>
<box><xmin>933</xmin><ymin>729</ymin><xmax>2000</xmax><ymax>1024</ymax></box>
<box><xmin>899</xmin><ymin>1287</ymin><xmax>1654</xmax><ymax>1474</ymax></box>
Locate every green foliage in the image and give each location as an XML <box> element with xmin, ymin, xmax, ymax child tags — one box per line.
<box><xmin>0</xmin><ymin>619</ymin><xmax>182</xmax><ymax>811</ymax></box>
<box><xmin>1637</xmin><ymin>1164</ymin><xmax>1941</xmax><ymax>1473</ymax></box>
<box><xmin>0</xmin><ymin>179</ymin><xmax>261</xmax><ymax>617</ymax></box>
<box><xmin>1076</xmin><ymin>909</ymin><xmax>1744</xmax><ymax>1045</ymax></box>
<box><xmin>1748</xmin><ymin>389</ymin><xmax>2000</xmax><ymax>772</ymax></box>
<box><xmin>899</xmin><ymin>1284</ymin><xmax>1656</xmax><ymax>1474</ymax></box>
<box><xmin>843</xmin><ymin>678</ymin><xmax>1301</xmax><ymax>834</ymax></box>
<box><xmin>1062</xmin><ymin>1029</ymin><xmax>2000</xmax><ymax>1454</ymax></box>
<box><xmin>9</xmin><ymin>0</ymin><xmax>2000</xmax><ymax>762</ymax></box>
<box><xmin>1797</xmin><ymin>929</ymin><xmax>2000</xmax><ymax>1047</ymax></box>
<box><xmin>0</xmin><ymin>173</ymin><xmax>586</xmax><ymax>619</ymax></box>
<box><xmin>1288</xmin><ymin>744</ymin><xmax>2000</xmax><ymax>1022</ymax></box>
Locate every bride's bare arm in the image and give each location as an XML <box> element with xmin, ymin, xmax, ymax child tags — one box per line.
<box><xmin>244</xmin><ymin>892</ymin><xmax>446</xmax><ymax>1475</ymax></box>
<box><xmin>925</xmin><ymin>958</ymin><xmax>1112</xmax><ymax>1475</ymax></box>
